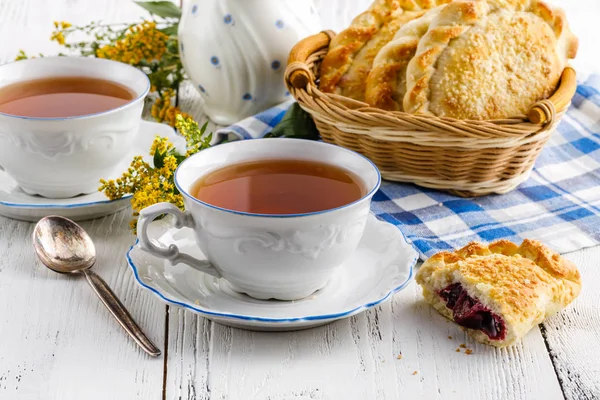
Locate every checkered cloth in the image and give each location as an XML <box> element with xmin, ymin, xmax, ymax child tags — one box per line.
<box><xmin>216</xmin><ymin>75</ymin><xmax>600</xmax><ymax>260</ymax></box>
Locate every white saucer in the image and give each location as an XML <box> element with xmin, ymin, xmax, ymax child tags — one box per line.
<box><xmin>0</xmin><ymin>120</ymin><xmax>184</xmax><ymax>222</ymax></box>
<box><xmin>127</xmin><ymin>213</ymin><xmax>418</xmax><ymax>331</ymax></box>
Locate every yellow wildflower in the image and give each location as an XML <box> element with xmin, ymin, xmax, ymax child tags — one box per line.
<box><xmin>164</xmin><ymin>106</ymin><xmax>191</xmax><ymax>127</ymax></box>
<box><xmin>50</xmin><ymin>21</ymin><xmax>72</xmax><ymax>45</ymax></box>
<box><xmin>160</xmin><ymin>156</ymin><xmax>178</xmax><ymax>179</ymax></box>
<box><xmin>150</xmin><ymin>89</ymin><xmax>191</xmax><ymax>126</ymax></box>
<box><xmin>96</xmin><ymin>21</ymin><xmax>168</xmax><ymax>65</ymax></box>
<box><xmin>162</xmin><ymin>181</ymin><xmax>174</xmax><ymax>192</ymax></box>
<box><xmin>99</xmin><ymin>179</ymin><xmax>128</xmax><ymax>200</ymax></box>
<box><xmin>176</xmin><ymin>114</ymin><xmax>212</xmax><ymax>156</ymax></box>
<box><xmin>149</xmin><ymin>135</ymin><xmax>172</xmax><ymax>156</ymax></box>
<box><xmin>14</xmin><ymin>50</ymin><xmax>28</xmax><ymax>61</ymax></box>
<box><xmin>50</xmin><ymin>31</ymin><xmax>65</xmax><ymax>45</ymax></box>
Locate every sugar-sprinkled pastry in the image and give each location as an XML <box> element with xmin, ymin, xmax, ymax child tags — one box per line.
<box><xmin>318</xmin><ymin>0</ymin><xmax>451</xmax><ymax>101</ymax></box>
<box><xmin>365</xmin><ymin>5</ymin><xmax>444</xmax><ymax>110</ymax></box>
<box><xmin>415</xmin><ymin>239</ymin><xmax>581</xmax><ymax>347</ymax></box>
<box><xmin>403</xmin><ymin>0</ymin><xmax>578</xmax><ymax>119</ymax></box>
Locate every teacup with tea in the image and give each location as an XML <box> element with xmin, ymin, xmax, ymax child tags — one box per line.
<box><xmin>137</xmin><ymin>138</ymin><xmax>381</xmax><ymax>301</ymax></box>
<box><xmin>0</xmin><ymin>57</ymin><xmax>149</xmax><ymax>198</ymax></box>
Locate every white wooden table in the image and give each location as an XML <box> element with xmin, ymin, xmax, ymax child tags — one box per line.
<box><xmin>1</xmin><ymin>1</ymin><xmax>599</xmax><ymax>399</ymax></box>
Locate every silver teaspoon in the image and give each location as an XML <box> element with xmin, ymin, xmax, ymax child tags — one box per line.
<box><xmin>33</xmin><ymin>215</ymin><xmax>161</xmax><ymax>357</ymax></box>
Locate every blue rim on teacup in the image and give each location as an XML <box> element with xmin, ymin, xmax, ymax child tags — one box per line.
<box><xmin>173</xmin><ymin>138</ymin><xmax>382</xmax><ymax>218</ymax></box>
<box><xmin>0</xmin><ymin>56</ymin><xmax>150</xmax><ymax>121</ymax></box>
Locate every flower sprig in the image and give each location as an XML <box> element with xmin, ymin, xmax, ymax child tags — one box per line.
<box><xmin>96</xmin><ymin>21</ymin><xmax>168</xmax><ymax>64</ymax></box>
<box><xmin>99</xmin><ymin>115</ymin><xmax>212</xmax><ymax>232</ymax></box>
<box><xmin>48</xmin><ymin>18</ymin><xmax>184</xmax><ymax>100</ymax></box>
<box><xmin>50</xmin><ymin>21</ymin><xmax>73</xmax><ymax>46</ymax></box>
<box><xmin>178</xmin><ymin>114</ymin><xmax>213</xmax><ymax>156</ymax></box>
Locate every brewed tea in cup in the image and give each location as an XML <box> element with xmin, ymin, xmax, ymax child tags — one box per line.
<box><xmin>0</xmin><ymin>76</ymin><xmax>135</xmax><ymax>118</ymax></box>
<box><xmin>190</xmin><ymin>159</ymin><xmax>365</xmax><ymax>214</ymax></box>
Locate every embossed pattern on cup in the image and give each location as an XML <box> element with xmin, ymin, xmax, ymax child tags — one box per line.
<box><xmin>204</xmin><ymin>219</ymin><xmax>368</xmax><ymax>260</ymax></box>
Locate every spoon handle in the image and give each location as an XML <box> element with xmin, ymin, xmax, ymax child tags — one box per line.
<box><xmin>82</xmin><ymin>269</ymin><xmax>161</xmax><ymax>357</ymax></box>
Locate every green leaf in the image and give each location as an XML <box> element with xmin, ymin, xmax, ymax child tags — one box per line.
<box><xmin>159</xmin><ymin>24</ymin><xmax>179</xmax><ymax>36</ymax></box>
<box><xmin>134</xmin><ymin>1</ymin><xmax>182</xmax><ymax>19</ymax></box>
<box><xmin>153</xmin><ymin>149</ymin><xmax>165</xmax><ymax>168</ymax></box>
<box><xmin>166</xmin><ymin>40</ymin><xmax>179</xmax><ymax>54</ymax></box>
<box><xmin>265</xmin><ymin>103</ymin><xmax>320</xmax><ymax>140</ymax></box>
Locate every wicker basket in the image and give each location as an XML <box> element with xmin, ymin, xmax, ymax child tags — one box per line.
<box><xmin>284</xmin><ymin>31</ymin><xmax>577</xmax><ymax>197</ymax></box>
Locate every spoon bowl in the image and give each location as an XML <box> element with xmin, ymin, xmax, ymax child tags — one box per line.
<box><xmin>33</xmin><ymin>216</ymin><xmax>96</xmax><ymax>274</ymax></box>
<box><xmin>33</xmin><ymin>215</ymin><xmax>161</xmax><ymax>357</ymax></box>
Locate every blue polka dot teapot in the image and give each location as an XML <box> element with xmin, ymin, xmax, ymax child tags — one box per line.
<box><xmin>178</xmin><ymin>0</ymin><xmax>321</xmax><ymax>124</ymax></box>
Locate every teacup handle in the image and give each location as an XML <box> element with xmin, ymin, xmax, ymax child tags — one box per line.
<box><xmin>137</xmin><ymin>203</ymin><xmax>221</xmax><ymax>278</ymax></box>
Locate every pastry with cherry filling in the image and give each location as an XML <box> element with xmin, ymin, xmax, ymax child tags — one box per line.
<box><xmin>416</xmin><ymin>239</ymin><xmax>581</xmax><ymax>347</ymax></box>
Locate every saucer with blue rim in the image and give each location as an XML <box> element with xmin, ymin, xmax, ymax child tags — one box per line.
<box><xmin>0</xmin><ymin>120</ymin><xmax>184</xmax><ymax>222</ymax></box>
<box><xmin>127</xmin><ymin>212</ymin><xmax>418</xmax><ymax>331</ymax></box>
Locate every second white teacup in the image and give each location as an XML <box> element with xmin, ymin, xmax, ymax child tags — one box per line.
<box><xmin>137</xmin><ymin>139</ymin><xmax>381</xmax><ymax>301</ymax></box>
<box><xmin>0</xmin><ymin>57</ymin><xmax>150</xmax><ymax>198</ymax></box>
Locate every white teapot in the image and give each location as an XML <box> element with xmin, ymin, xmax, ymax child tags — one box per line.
<box><xmin>178</xmin><ymin>0</ymin><xmax>321</xmax><ymax>125</ymax></box>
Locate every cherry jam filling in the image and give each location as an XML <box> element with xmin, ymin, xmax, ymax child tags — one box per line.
<box><xmin>438</xmin><ymin>283</ymin><xmax>506</xmax><ymax>340</ymax></box>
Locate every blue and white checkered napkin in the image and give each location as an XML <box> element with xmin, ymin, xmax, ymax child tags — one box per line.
<box><xmin>216</xmin><ymin>76</ymin><xmax>600</xmax><ymax>260</ymax></box>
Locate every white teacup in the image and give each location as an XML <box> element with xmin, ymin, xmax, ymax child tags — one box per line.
<box><xmin>137</xmin><ymin>139</ymin><xmax>381</xmax><ymax>301</ymax></box>
<box><xmin>0</xmin><ymin>57</ymin><xmax>150</xmax><ymax>198</ymax></box>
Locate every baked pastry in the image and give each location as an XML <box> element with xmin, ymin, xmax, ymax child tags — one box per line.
<box><xmin>365</xmin><ymin>6</ymin><xmax>444</xmax><ymax>110</ymax></box>
<box><xmin>318</xmin><ymin>0</ymin><xmax>400</xmax><ymax>96</ymax></box>
<box><xmin>403</xmin><ymin>0</ymin><xmax>578</xmax><ymax>119</ymax></box>
<box><xmin>319</xmin><ymin>0</ymin><xmax>451</xmax><ymax>102</ymax></box>
<box><xmin>415</xmin><ymin>239</ymin><xmax>581</xmax><ymax>347</ymax></box>
<box><xmin>338</xmin><ymin>10</ymin><xmax>427</xmax><ymax>101</ymax></box>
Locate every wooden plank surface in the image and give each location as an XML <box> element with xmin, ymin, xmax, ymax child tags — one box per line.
<box><xmin>0</xmin><ymin>213</ymin><xmax>165</xmax><ymax>400</ymax></box>
<box><xmin>165</xmin><ymin>263</ymin><xmax>565</xmax><ymax>400</ymax></box>
<box><xmin>0</xmin><ymin>0</ymin><xmax>599</xmax><ymax>399</ymax></box>
<box><xmin>543</xmin><ymin>248</ymin><xmax>600</xmax><ymax>400</ymax></box>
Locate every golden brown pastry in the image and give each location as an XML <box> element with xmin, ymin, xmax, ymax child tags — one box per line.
<box><xmin>319</xmin><ymin>0</ymin><xmax>400</xmax><ymax>95</ymax></box>
<box><xmin>338</xmin><ymin>10</ymin><xmax>427</xmax><ymax>101</ymax></box>
<box><xmin>415</xmin><ymin>239</ymin><xmax>581</xmax><ymax>347</ymax></box>
<box><xmin>365</xmin><ymin>6</ymin><xmax>444</xmax><ymax>110</ymax></box>
<box><xmin>403</xmin><ymin>0</ymin><xmax>578</xmax><ymax>119</ymax></box>
<box><xmin>319</xmin><ymin>0</ymin><xmax>452</xmax><ymax>101</ymax></box>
